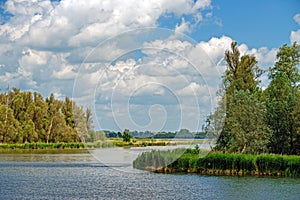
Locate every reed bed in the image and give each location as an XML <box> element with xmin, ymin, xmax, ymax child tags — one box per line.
<box><xmin>133</xmin><ymin>149</ymin><xmax>300</xmax><ymax>177</ymax></box>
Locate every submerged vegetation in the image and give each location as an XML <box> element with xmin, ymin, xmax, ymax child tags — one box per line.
<box><xmin>133</xmin><ymin>149</ymin><xmax>300</xmax><ymax>177</ymax></box>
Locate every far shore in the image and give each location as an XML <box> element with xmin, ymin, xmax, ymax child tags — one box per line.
<box><xmin>0</xmin><ymin>138</ymin><xmax>210</xmax><ymax>154</ymax></box>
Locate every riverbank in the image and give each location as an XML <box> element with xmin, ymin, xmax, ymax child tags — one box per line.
<box><xmin>0</xmin><ymin>148</ymin><xmax>89</xmax><ymax>154</ymax></box>
<box><xmin>0</xmin><ymin>139</ymin><xmax>205</xmax><ymax>153</ymax></box>
<box><xmin>133</xmin><ymin>149</ymin><xmax>300</xmax><ymax>177</ymax></box>
<box><xmin>0</xmin><ymin>142</ymin><xmax>88</xmax><ymax>154</ymax></box>
<box><xmin>109</xmin><ymin>138</ymin><xmax>204</xmax><ymax>147</ymax></box>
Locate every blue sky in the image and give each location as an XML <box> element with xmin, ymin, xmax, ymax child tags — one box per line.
<box><xmin>210</xmin><ymin>0</ymin><xmax>299</xmax><ymax>48</ymax></box>
<box><xmin>0</xmin><ymin>0</ymin><xmax>299</xmax><ymax>132</ymax></box>
<box><xmin>157</xmin><ymin>0</ymin><xmax>300</xmax><ymax>49</ymax></box>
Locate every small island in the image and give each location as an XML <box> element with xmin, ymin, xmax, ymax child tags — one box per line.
<box><xmin>133</xmin><ymin>42</ymin><xmax>300</xmax><ymax>177</ymax></box>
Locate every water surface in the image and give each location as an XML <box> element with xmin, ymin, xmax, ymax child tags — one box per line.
<box><xmin>0</xmin><ymin>147</ymin><xmax>299</xmax><ymax>200</ymax></box>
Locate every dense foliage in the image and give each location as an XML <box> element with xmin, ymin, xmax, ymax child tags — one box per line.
<box><xmin>133</xmin><ymin>149</ymin><xmax>300</xmax><ymax>177</ymax></box>
<box><xmin>0</xmin><ymin>88</ymin><xmax>93</xmax><ymax>143</ymax></box>
<box><xmin>122</xmin><ymin>129</ymin><xmax>131</xmax><ymax>142</ymax></box>
<box><xmin>206</xmin><ymin>42</ymin><xmax>300</xmax><ymax>155</ymax></box>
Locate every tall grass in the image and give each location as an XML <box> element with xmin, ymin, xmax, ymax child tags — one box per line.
<box><xmin>0</xmin><ymin>142</ymin><xmax>85</xmax><ymax>150</ymax></box>
<box><xmin>133</xmin><ymin>149</ymin><xmax>300</xmax><ymax>177</ymax></box>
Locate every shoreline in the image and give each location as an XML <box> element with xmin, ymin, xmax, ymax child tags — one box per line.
<box><xmin>133</xmin><ymin>149</ymin><xmax>300</xmax><ymax>177</ymax></box>
<box><xmin>0</xmin><ymin>139</ymin><xmax>207</xmax><ymax>154</ymax></box>
<box><xmin>0</xmin><ymin>148</ymin><xmax>90</xmax><ymax>154</ymax></box>
<box><xmin>151</xmin><ymin>168</ymin><xmax>296</xmax><ymax>178</ymax></box>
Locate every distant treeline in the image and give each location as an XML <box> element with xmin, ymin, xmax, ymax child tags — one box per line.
<box><xmin>0</xmin><ymin>88</ymin><xmax>93</xmax><ymax>144</ymax></box>
<box><xmin>88</xmin><ymin>129</ymin><xmax>207</xmax><ymax>142</ymax></box>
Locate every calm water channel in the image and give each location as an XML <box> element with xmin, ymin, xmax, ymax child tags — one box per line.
<box><xmin>0</xmin><ymin>147</ymin><xmax>299</xmax><ymax>200</ymax></box>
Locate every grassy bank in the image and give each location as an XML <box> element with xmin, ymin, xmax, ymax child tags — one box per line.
<box><xmin>111</xmin><ymin>138</ymin><xmax>173</xmax><ymax>147</ymax></box>
<box><xmin>110</xmin><ymin>138</ymin><xmax>208</xmax><ymax>147</ymax></box>
<box><xmin>133</xmin><ymin>149</ymin><xmax>300</xmax><ymax>177</ymax></box>
<box><xmin>0</xmin><ymin>148</ymin><xmax>89</xmax><ymax>154</ymax></box>
<box><xmin>0</xmin><ymin>142</ymin><xmax>87</xmax><ymax>154</ymax></box>
<box><xmin>0</xmin><ymin>142</ymin><xmax>85</xmax><ymax>149</ymax></box>
<box><xmin>0</xmin><ymin>139</ymin><xmax>206</xmax><ymax>153</ymax></box>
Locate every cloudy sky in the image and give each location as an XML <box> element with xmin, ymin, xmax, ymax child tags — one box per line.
<box><xmin>0</xmin><ymin>0</ymin><xmax>299</xmax><ymax>132</ymax></box>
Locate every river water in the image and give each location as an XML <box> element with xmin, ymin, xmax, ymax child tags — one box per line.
<box><xmin>0</xmin><ymin>147</ymin><xmax>299</xmax><ymax>200</ymax></box>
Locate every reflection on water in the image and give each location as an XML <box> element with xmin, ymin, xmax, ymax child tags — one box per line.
<box><xmin>0</xmin><ymin>153</ymin><xmax>95</xmax><ymax>162</ymax></box>
<box><xmin>89</xmin><ymin>145</ymin><xmax>192</xmax><ymax>170</ymax></box>
<box><xmin>0</xmin><ymin>145</ymin><xmax>193</xmax><ymax>168</ymax></box>
<box><xmin>0</xmin><ymin>147</ymin><xmax>299</xmax><ymax>200</ymax></box>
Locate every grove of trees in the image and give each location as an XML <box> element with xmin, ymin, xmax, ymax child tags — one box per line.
<box><xmin>0</xmin><ymin>88</ymin><xmax>93</xmax><ymax>143</ymax></box>
<box><xmin>206</xmin><ymin>42</ymin><xmax>300</xmax><ymax>155</ymax></box>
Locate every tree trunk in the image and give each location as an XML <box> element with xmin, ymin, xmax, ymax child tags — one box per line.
<box><xmin>46</xmin><ymin>118</ymin><xmax>53</xmax><ymax>144</ymax></box>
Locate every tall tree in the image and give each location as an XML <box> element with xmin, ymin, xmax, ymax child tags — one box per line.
<box><xmin>73</xmin><ymin>105</ymin><xmax>89</xmax><ymax>143</ymax></box>
<box><xmin>266</xmin><ymin>42</ymin><xmax>300</xmax><ymax>154</ymax></box>
<box><xmin>33</xmin><ymin>92</ymin><xmax>48</xmax><ymax>141</ymax></box>
<box><xmin>62</xmin><ymin>96</ymin><xmax>75</xmax><ymax>128</ymax></box>
<box><xmin>269</xmin><ymin>42</ymin><xmax>300</xmax><ymax>84</ymax></box>
<box><xmin>223</xmin><ymin>42</ymin><xmax>262</xmax><ymax>94</ymax></box>
<box><xmin>85</xmin><ymin>108</ymin><xmax>93</xmax><ymax>131</ymax></box>
<box><xmin>292</xmin><ymin>90</ymin><xmax>300</xmax><ymax>155</ymax></box>
<box><xmin>0</xmin><ymin>105</ymin><xmax>20</xmax><ymax>143</ymax></box>
<box><xmin>213</xmin><ymin>41</ymin><xmax>269</xmax><ymax>153</ymax></box>
<box><xmin>226</xmin><ymin>90</ymin><xmax>271</xmax><ymax>153</ymax></box>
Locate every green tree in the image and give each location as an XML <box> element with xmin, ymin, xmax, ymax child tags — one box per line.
<box><xmin>122</xmin><ymin>129</ymin><xmax>131</xmax><ymax>142</ymax></box>
<box><xmin>0</xmin><ymin>88</ymin><xmax>92</xmax><ymax>144</ymax></box>
<box><xmin>20</xmin><ymin>119</ymin><xmax>38</xmax><ymax>143</ymax></box>
<box><xmin>212</xmin><ymin>41</ymin><xmax>269</xmax><ymax>153</ymax></box>
<box><xmin>73</xmin><ymin>105</ymin><xmax>89</xmax><ymax>143</ymax></box>
<box><xmin>292</xmin><ymin>90</ymin><xmax>300</xmax><ymax>155</ymax></box>
<box><xmin>223</xmin><ymin>42</ymin><xmax>261</xmax><ymax>94</ymax></box>
<box><xmin>45</xmin><ymin>94</ymin><xmax>74</xmax><ymax>143</ymax></box>
<box><xmin>269</xmin><ymin>42</ymin><xmax>300</xmax><ymax>84</ymax></box>
<box><xmin>33</xmin><ymin>92</ymin><xmax>48</xmax><ymax>141</ymax></box>
<box><xmin>85</xmin><ymin>108</ymin><xmax>93</xmax><ymax>131</ymax></box>
<box><xmin>44</xmin><ymin>94</ymin><xmax>56</xmax><ymax>143</ymax></box>
<box><xmin>62</xmin><ymin>96</ymin><xmax>75</xmax><ymax>128</ymax></box>
<box><xmin>0</xmin><ymin>105</ymin><xmax>20</xmax><ymax>143</ymax></box>
<box><xmin>266</xmin><ymin>42</ymin><xmax>300</xmax><ymax>154</ymax></box>
<box><xmin>226</xmin><ymin>90</ymin><xmax>271</xmax><ymax>153</ymax></box>
<box><xmin>204</xmin><ymin>88</ymin><xmax>226</xmax><ymax>141</ymax></box>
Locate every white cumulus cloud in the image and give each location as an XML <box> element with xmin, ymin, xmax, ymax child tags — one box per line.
<box><xmin>291</xmin><ymin>29</ymin><xmax>300</xmax><ymax>44</ymax></box>
<box><xmin>0</xmin><ymin>0</ymin><xmax>282</xmax><ymax>131</ymax></box>
<box><xmin>293</xmin><ymin>13</ymin><xmax>300</xmax><ymax>25</ymax></box>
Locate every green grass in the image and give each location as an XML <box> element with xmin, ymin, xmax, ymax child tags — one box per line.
<box><xmin>133</xmin><ymin>149</ymin><xmax>300</xmax><ymax>177</ymax></box>
<box><xmin>0</xmin><ymin>142</ymin><xmax>85</xmax><ymax>150</ymax></box>
<box><xmin>0</xmin><ymin>138</ymin><xmax>208</xmax><ymax>154</ymax></box>
<box><xmin>0</xmin><ymin>148</ymin><xmax>89</xmax><ymax>154</ymax></box>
